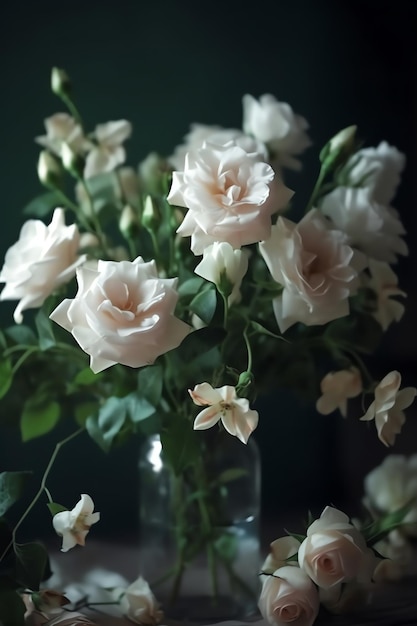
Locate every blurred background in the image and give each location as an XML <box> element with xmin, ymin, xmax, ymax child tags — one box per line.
<box><xmin>1</xmin><ymin>0</ymin><xmax>416</xmax><ymax>541</ymax></box>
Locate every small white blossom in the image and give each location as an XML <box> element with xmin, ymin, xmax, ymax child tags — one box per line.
<box><xmin>119</xmin><ymin>576</ymin><xmax>164</xmax><ymax>625</ymax></box>
<box><xmin>360</xmin><ymin>371</ymin><xmax>417</xmax><ymax>446</ymax></box>
<box><xmin>316</xmin><ymin>368</ymin><xmax>362</xmax><ymax>417</ymax></box>
<box><xmin>194</xmin><ymin>242</ymin><xmax>249</xmax><ymax>305</ymax></box>
<box><xmin>52</xmin><ymin>494</ymin><xmax>100</xmax><ymax>552</ymax></box>
<box><xmin>189</xmin><ymin>382</ymin><xmax>258</xmax><ymax>444</ymax></box>
<box><xmin>35</xmin><ymin>113</ymin><xmax>91</xmax><ymax>157</ymax></box>
<box><xmin>242</xmin><ymin>93</ymin><xmax>311</xmax><ymax>170</ymax></box>
<box><xmin>365</xmin><ymin>259</ymin><xmax>406</xmax><ymax>331</ymax></box>
<box><xmin>84</xmin><ymin>120</ymin><xmax>132</xmax><ymax>179</ymax></box>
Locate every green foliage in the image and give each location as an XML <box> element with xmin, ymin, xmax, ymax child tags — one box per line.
<box><xmin>20</xmin><ymin>395</ymin><xmax>60</xmax><ymax>442</ymax></box>
<box><xmin>0</xmin><ymin>472</ymin><xmax>32</xmax><ymax>517</ymax></box>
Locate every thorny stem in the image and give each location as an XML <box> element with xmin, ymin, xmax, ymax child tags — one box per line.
<box><xmin>0</xmin><ymin>427</ymin><xmax>85</xmax><ymax>563</ymax></box>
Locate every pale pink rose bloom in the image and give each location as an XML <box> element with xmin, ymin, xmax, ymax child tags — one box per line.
<box><xmin>189</xmin><ymin>382</ymin><xmax>259</xmax><ymax>444</ymax></box>
<box><xmin>168</xmin><ymin>140</ymin><xmax>293</xmax><ymax>255</ymax></box>
<box><xmin>344</xmin><ymin>141</ymin><xmax>405</xmax><ymax>205</ymax></box>
<box><xmin>242</xmin><ymin>93</ymin><xmax>311</xmax><ymax>170</ymax></box>
<box><xmin>168</xmin><ymin>123</ymin><xmax>268</xmax><ymax>171</ymax></box>
<box><xmin>258</xmin><ymin>566</ymin><xmax>319</xmax><ymax>626</ymax></box>
<box><xmin>360</xmin><ymin>371</ymin><xmax>417</xmax><ymax>446</ymax></box>
<box><xmin>194</xmin><ymin>241</ymin><xmax>249</xmax><ymax>305</ymax></box>
<box><xmin>365</xmin><ymin>259</ymin><xmax>406</xmax><ymax>331</ymax></box>
<box><xmin>35</xmin><ymin>113</ymin><xmax>91</xmax><ymax>157</ymax></box>
<box><xmin>298</xmin><ymin>506</ymin><xmax>376</xmax><ymax>590</ymax></box>
<box><xmin>316</xmin><ymin>368</ymin><xmax>362</xmax><ymax>417</ymax></box>
<box><xmin>50</xmin><ymin>257</ymin><xmax>191</xmax><ymax>373</ymax></box>
<box><xmin>259</xmin><ymin>209</ymin><xmax>360</xmax><ymax>333</ymax></box>
<box><xmin>261</xmin><ymin>535</ymin><xmax>301</xmax><ymax>574</ymax></box>
<box><xmin>0</xmin><ymin>208</ymin><xmax>86</xmax><ymax>324</ymax></box>
<box><xmin>320</xmin><ymin>186</ymin><xmax>408</xmax><ymax>264</ymax></box>
<box><xmin>84</xmin><ymin>120</ymin><xmax>132</xmax><ymax>179</ymax></box>
<box><xmin>53</xmin><ymin>494</ymin><xmax>100</xmax><ymax>553</ymax></box>
<box><xmin>120</xmin><ymin>576</ymin><xmax>164</xmax><ymax>625</ymax></box>
<box><xmin>363</xmin><ymin>453</ymin><xmax>417</xmax><ymax>535</ymax></box>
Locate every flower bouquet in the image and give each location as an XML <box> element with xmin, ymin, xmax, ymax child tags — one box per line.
<box><xmin>0</xmin><ymin>67</ymin><xmax>416</xmax><ymax>625</ymax></box>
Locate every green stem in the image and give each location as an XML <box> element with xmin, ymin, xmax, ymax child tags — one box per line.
<box><xmin>243</xmin><ymin>327</ymin><xmax>253</xmax><ymax>374</ymax></box>
<box><xmin>60</xmin><ymin>94</ymin><xmax>83</xmax><ymax>126</ymax></box>
<box><xmin>11</xmin><ymin>347</ymin><xmax>39</xmax><ymax>375</ymax></box>
<box><xmin>0</xmin><ymin>427</ymin><xmax>85</xmax><ymax>563</ymax></box>
<box><xmin>305</xmin><ymin>165</ymin><xmax>328</xmax><ymax>213</ymax></box>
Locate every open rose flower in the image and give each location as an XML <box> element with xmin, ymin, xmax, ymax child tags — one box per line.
<box><xmin>316</xmin><ymin>367</ymin><xmax>362</xmax><ymax>417</ymax></box>
<box><xmin>52</xmin><ymin>494</ymin><xmax>100</xmax><ymax>552</ymax></box>
<box><xmin>0</xmin><ymin>208</ymin><xmax>86</xmax><ymax>323</ymax></box>
<box><xmin>360</xmin><ymin>370</ymin><xmax>417</xmax><ymax>446</ymax></box>
<box><xmin>49</xmin><ymin>256</ymin><xmax>191</xmax><ymax>373</ymax></box>
<box><xmin>298</xmin><ymin>506</ymin><xmax>376</xmax><ymax>590</ymax></box>
<box><xmin>261</xmin><ymin>535</ymin><xmax>301</xmax><ymax>574</ymax></box>
<box><xmin>242</xmin><ymin>93</ymin><xmax>311</xmax><ymax>170</ymax></box>
<box><xmin>259</xmin><ymin>209</ymin><xmax>361</xmax><ymax>332</ymax></box>
<box><xmin>189</xmin><ymin>382</ymin><xmax>259</xmax><ymax>443</ymax></box>
<box><xmin>35</xmin><ymin>113</ymin><xmax>91</xmax><ymax>157</ymax></box>
<box><xmin>258</xmin><ymin>566</ymin><xmax>320</xmax><ymax>626</ymax></box>
<box><xmin>168</xmin><ymin>140</ymin><xmax>293</xmax><ymax>254</ymax></box>
<box><xmin>84</xmin><ymin>120</ymin><xmax>132</xmax><ymax>179</ymax></box>
<box><xmin>119</xmin><ymin>576</ymin><xmax>164</xmax><ymax>625</ymax></box>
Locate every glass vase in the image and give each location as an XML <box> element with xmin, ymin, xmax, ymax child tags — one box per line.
<box><xmin>137</xmin><ymin>429</ymin><xmax>261</xmax><ymax>623</ymax></box>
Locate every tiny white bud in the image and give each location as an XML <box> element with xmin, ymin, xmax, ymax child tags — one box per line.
<box><xmin>142</xmin><ymin>195</ymin><xmax>159</xmax><ymax>230</ymax></box>
<box><xmin>61</xmin><ymin>142</ymin><xmax>84</xmax><ymax>178</ymax></box>
<box><xmin>119</xmin><ymin>204</ymin><xmax>139</xmax><ymax>238</ymax></box>
<box><xmin>329</xmin><ymin>125</ymin><xmax>357</xmax><ymax>155</ymax></box>
<box><xmin>51</xmin><ymin>67</ymin><xmax>71</xmax><ymax>96</ymax></box>
<box><xmin>37</xmin><ymin>150</ymin><xmax>61</xmax><ymax>187</ymax></box>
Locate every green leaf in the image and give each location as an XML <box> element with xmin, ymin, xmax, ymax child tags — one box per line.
<box><xmin>137</xmin><ymin>365</ymin><xmax>163</xmax><ymax>406</ymax></box>
<box><xmin>5</xmin><ymin>325</ymin><xmax>37</xmax><ymax>346</ymax></box>
<box><xmin>14</xmin><ymin>541</ymin><xmax>50</xmax><ymax>590</ymax></box>
<box><xmin>0</xmin><ymin>472</ymin><xmax>32</xmax><ymax>517</ymax></box>
<box><xmin>20</xmin><ymin>397</ymin><xmax>60</xmax><ymax>442</ymax></box>
<box><xmin>213</xmin><ymin>468</ymin><xmax>248</xmax><ymax>485</ymax></box>
<box><xmin>35</xmin><ymin>307</ymin><xmax>56</xmax><ymax>351</ymax></box>
<box><xmin>174</xmin><ymin>326</ymin><xmax>227</xmax><ymax>363</ymax></box>
<box><xmin>161</xmin><ymin>421</ymin><xmax>200</xmax><ymax>475</ymax></box>
<box><xmin>214</xmin><ymin>531</ymin><xmax>238</xmax><ymax>563</ymax></box>
<box><xmin>0</xmin><ymin>589</ymin><xmax>25</xmax><ymax>626</ymax></box>
<box><xmin>251</xmin><ymin>321</ymin><xmax>287</xmax><ymax>340</ymax></box>
<box><xmin>74</xmin><ymin>368</ymin><xmax>102</xmax><ymax>386</ymax></box>
<box><xmin>22</xmin><ymin>191</ymin><xmax>62</xmax><ymax>217</ymax></box>
<box><xmin>0</xmin><ymin>359</ymin><xmax>13</xmax><ymax>399</ymax></box>
<box><xmin>178</xmin><ymin>276</ymin><xmax>205</xmax><ymax>297</ymax></box>
<box><xmin>189</xmin><ymin>288</ymin><xmax>217</xmax><ymax>325</ymax></box>
<box><xmin>126</xmin><ymin>392</ymin><xmax>155</xmax><ymax>424</ymax></box>
<box><xmin>86</xmin><ymin>396</ymin><xmax>127</xmax><ymax>452</ymax></box>
<box><xmin>361</xmin><ymin>501</ymin><xmax>415</xmax><ymax>545</ymax></box>
<box><xmin>74</xmin><ymin>402</ymin><xmax>97</xmax><ymax>427</ymax></box>
<box><xmin>47</xmin><ymin>502</ymin><xmax>67</xmax><ymax>516</ymax></box>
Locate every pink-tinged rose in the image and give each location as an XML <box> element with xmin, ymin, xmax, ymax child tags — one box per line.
<box><xmin>168</xmin><ymin>140</ymin><xmax>293</xmax><ymax>254</ymax></box>
<box><xmin>320</xmin><ymin>186</ymin><xmax>408</xmax><ymax>264</ymax></box>
<box><xmin>316</xmin><ymin>368</ymin><xmax>362</xmax><ymax>417</ymax></box>
<box><xmin>360</xmin><ymin>371</ymin><xmax>417</xmax><ymax>446</ymax></box>
<box><xmin>258</xmin><ymin>566</ymin><xmax>319</xmax><ymax>626</ymax></box>
<box><xmin>120</xmin><ymin>576</ymin><xmax>164</xmax><ymax>625</ymax></box>
<box><xmin>0</xmin><ymin>208</ymin><xmax>86</xmax><ymax>324</ymax></box>
<box><xmin>168</xmin><ymin>123</ymin><xmax>268</xmax><ymax>171</ymax></box>
<box><xmin>52</xmin><ymin>494</ymin><xmax>100</xmax><ymax>552</ymax></box>
<box><xmin>364</xmin><ymin>259</ymin><xmax>406</xmax><ymax>331</ymax></box>
<box><xmin>50</xmin><ymin>257</ymin><xmax>191</xmax><ymax>373</ymax></box>
<box><xmin>242</xmin><ymin>93</ymin><xmax>311</xmax><ymax>171</ymax></box>
<box><xmin>259</xmin><ymin>209</ymin><xmax>361</xmax><ymax>332</ymax></box>
<box><xmin>343</xmin><ymin>141</ymin><xmax>405</xmax><ymax>205</ymax></box>
<box><xmin>298</xmin><ymin>506</ymin><xmax>376</xmax><ymax>590</ymax></box>
<box><xmin>189</xmin><ymin>382</ymin><xmax>258</xmax><ymax>444</ymax></box>
<box><xmin>261</xmin><ymin>535</ymin><xmax>301</xmax><ymax>574</ymax></box>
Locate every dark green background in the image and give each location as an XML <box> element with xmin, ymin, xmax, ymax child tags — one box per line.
<box><xmin>1</xmin><ymin>0</ymin><xmax>417</xmax><ymax>540</ymax></box>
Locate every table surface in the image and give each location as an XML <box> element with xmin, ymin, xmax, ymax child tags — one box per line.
<box><xmin>47</xmin><ymin>538</ymin><xmax>417</xmax><ymax>626</ymax></box>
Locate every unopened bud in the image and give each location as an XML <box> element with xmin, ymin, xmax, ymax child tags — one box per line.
<box><xmin>61</xmin><ymin>142</ymin><xmax>85</xmax><ymax>179</ymax></box>
<box><xmin>119</xmin><ymin>204</ymin><xmax>140</xmax><ymax>239</ymax></box>
<box><xmin>142</xmin><ymin>195</ymin><xmax>159</xmax><ymax>231</ymax></box>
<box><xmin>320</xmin><ymin>125</ymin><xmax>357</xmax><ymax>171</ymax></box>
<box><xmin>237</xmin><ymin>371</ymin><xmax>253</xmax><ymax>390</ymax></box>
<box><xmin>51</xmin><ymin>67</ymin><xmax>72</xmax><ymax>97</ymax></box>
<box><xmin>37</xmin><ymin>150</ymin><xmax>62</xmax><ymax>188</ymax></box>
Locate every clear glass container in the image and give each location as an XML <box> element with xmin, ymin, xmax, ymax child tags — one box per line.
<box><xmin>138</xmin><ymin>429</ymin><xmax>261</xmax><ymax>622</ymax></box>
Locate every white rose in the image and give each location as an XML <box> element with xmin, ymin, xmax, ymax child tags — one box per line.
<box><xmin>316</xmin><ymin>368</ymin><xmax>362</xmax><ymax>417</ymax></box>
<box><xmin>242</xmin><ymin>93</ymin><xmax>311</xmax><ymax>170</ymax></box>
<box><xmin>49</xmin><ymin>257</ymin><xmax>191</xmax><ymax>373</ymax></box>
<box><xmin>363</xmin><ymin>454</ymin><xmax>417</xmax><ymax>535</ymax></box>
<box><xmin>298</xmin><ymin>506</ymin><xmax>376</xmax><ymax>590</ymax></box>
<box><xmin>261</xmin><ymin>535</ymin><xmax>301</xmax><ymax>574</ymax></box>
<box><xmin>194</xmin><ymin>242</ymin><xmax>249</xmax><ymax>305</ymax></box>
<box><xmin>120</xmin><ymin>576</ymin><xmax>163</xmax><ymax>625</ymax></box>
<box><xmin>360</xmin><ymin>370</ymin><xmax>417</xmax><ymax>446</ymax></box>
<box><xmin>0</xmin><ymin>208</ymin><xmax>86</xmax><ymax>324</ymax></box>
<box><xmin>168</xmin><ymin>140</ymin><xmax>293</xmax><ymax>255</ymax></box>
<box><xmin>84</xmin><ymin>120</ymin><xmax>132</xmax><ymax>179</ymax></box>
<box><xmin>258</xmin><ymin>566</ymin><xmax>319</xmax><ymax>626</ymax></box>
<box><xmin>35</xmin><ymin>113</ymin><xmax>91</xmax><ymax>157</ymax></box>
<box><xmin>343</xmin><ymin>141</ymin><xmax>405</xmax><ymax>205</ymax></box>
<box><xmin>259</xmin><ymin>209</ymin><xmax>360</xmax><ymax>332</ymax></box>
<box><xmin>320</xmin><ymin>186</ymin><xmax>408</xmax><ymax>264</ymax></box>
